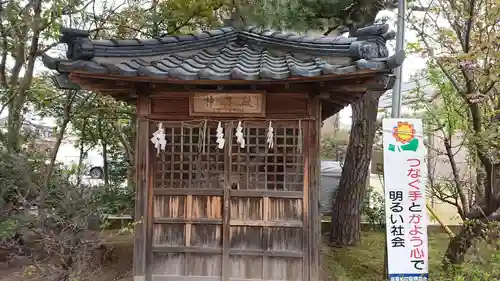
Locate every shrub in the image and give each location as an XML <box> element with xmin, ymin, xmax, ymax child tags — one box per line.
<box><xmin>362</xmin><ymin>187</ymin><xmax>385</xmax><ymax>230</ymax></box>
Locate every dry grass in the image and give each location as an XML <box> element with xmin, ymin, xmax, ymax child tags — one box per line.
<box><xmin>321</xmin><ymin>231</ymin><xmax>451</xmax><ymax>281</ymax></box>
<box><xmin>322</xmin><ymin>230</ymin><xmax>500</xmax><ymax>281</ymax></box>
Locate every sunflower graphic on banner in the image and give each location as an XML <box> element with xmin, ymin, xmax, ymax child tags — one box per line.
<box><xmin>388</xmin><ymin>121</ymin><xmax>420</xmax><ymax>152</ymax></box>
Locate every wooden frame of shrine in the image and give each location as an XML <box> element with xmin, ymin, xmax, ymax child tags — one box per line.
<box><xmin>43</xmin><ymin>23</ymin><xmax>403</xmax><ymax>281</ymax></box>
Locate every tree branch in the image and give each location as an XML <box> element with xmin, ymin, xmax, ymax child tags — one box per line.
<box><xmin>443</xmin><ymin>137</ymin><xmax>470</xmax><ymax>214</ymax></box>
<box><xmin>0</xmin><ymin>18</ymin><xmax>8</xmax><ymax>88</ymax></box>
<box><xmin>462</xmin><ymin>0</ymin><xmax>475</xmax><ymax>54</ymax></box>
<box><xmin>323</xmin><ymin>25</ymin><xmax>340</xmax><ymax>36</ymax></box>
<box><xmin>114</xmin><ymin>120</ymin><xmax>134</xmax><ymax>165</ymax></box>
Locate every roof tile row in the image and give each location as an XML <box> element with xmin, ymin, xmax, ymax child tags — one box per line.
<box><xmin>43</xmin><ymin>24</ymin><xmax>403</xmax><ymax>83</ymax></box>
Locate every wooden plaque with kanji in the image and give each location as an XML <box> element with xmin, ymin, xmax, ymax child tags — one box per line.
<box><xmin>189</xmin><ymin>92</ymin><xmax>266</xmax><ymax>117</ymax></box>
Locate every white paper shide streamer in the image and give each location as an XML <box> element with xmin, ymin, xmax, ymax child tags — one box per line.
<box><xmin>266</xmin><ymin>121</ymin><xmax>274</xmax><ymax>149</ymax></box>
<box><xmin>151</xmin><ymin>122</ymin><xmax>167</xmax><ymax>155</ymax></box>
<box><xmin>216</xmin><ymin>121</ymin><xmax>225</xmax><ymax>149</ymax></box>
<box><xmin>235</xmin><ymin>121</ymin><xmax>245</xmax><ymax>148</ymax></box>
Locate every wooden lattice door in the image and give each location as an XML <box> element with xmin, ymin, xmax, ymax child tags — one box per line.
<box><xmin>150</xmin><ymin>120</ymin><xmax>309</xmax><ymax>281</ymax></box>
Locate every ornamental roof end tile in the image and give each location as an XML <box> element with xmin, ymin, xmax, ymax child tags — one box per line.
<box><xmin>45</xmin><ymin>24</ymin><xmax>404</xmax><ymax>82</ymax></box>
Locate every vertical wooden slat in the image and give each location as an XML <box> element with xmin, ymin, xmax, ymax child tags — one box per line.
<box><xmin>302</xmin><ymin>120</ymin><xmax>310</xmax><ymax>281</ymax></box>
<box><xmin>134</xmin><ymin>96</ymin><xmax>149</xmax><ymax>281</ymax></box>
<box><xmin>146</xmin><ymin>121</ymin><xmax>154</xmax><ymax>281</ymax></box>
<box><xmin>184</xmin><ymin>194</ymin><xmax>193</xmax><ymax>276</ymax></box>
<box><xmin>283</xmin><ymin>128</ymin><xmax>287</xmax><ymax>190</ymax></box>
<box><xmin>309</xmin><ymin>97</ymin><xmax>321</xmax><ymax>281</ymax></box>
<box><xmin>206</xmin><ymin>125</ymin><xmax>211</xmax><ymax>186</ymax></box>
<box><xmin>262</xmin><ymin>196</ymin><xmax>270</xmax><ymax>280</ymax></box>
<box><xmin>222</xmin><ymin>122</ymin><xmax>232</xmax><ymax>281</ymax></box>
<box><xmin>245</xmin><ymin>126</ymin><xmax>250</xmax><ymax>189</ymax></box>
<box><xmin>170</xmin><ymin>127</ymin><xmax>175</xmax><ymax>185</ymax></box>
<box><xmin>185</xmin><ymin>195</ymin><xmax>193</xmax><ymax>246</ymax></box>
<box><xmin>264</xmin><ymin>127</ymin><xmax>269</xmax><ymax>190</ymax></box>
<box><xmin>189</xmin><ymin>127</ymin><xmax>193</xmax><ymax>188</ymax></box>
<box><xmin>195</xmin><ymin>126</ymin><xmax>202</xmax><ymax>188</ymax></box>
<box><xmin>161</xmin><ymin>129</ymin><xmax>166</xmax><ymax>186</ymax></box>
<box><xmin>181</xmin><ymin>125</ymin><xmax>184</xmax><ymax>186</ymax></box>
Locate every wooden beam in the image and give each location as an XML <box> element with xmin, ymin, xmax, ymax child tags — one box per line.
<box><xmin>69</xmin><ymin>69</ymin><xmax>383</xmax><ymax>86</ymax></box>
<box><xmin>69</xmin><ymin>71</ymin><xmax>391</xmax><ymax>97</ymax></box>
<box><xmin>69</xmin><ymin>74</ymin><xmax>137</xmax><ymax>91</ymax></box>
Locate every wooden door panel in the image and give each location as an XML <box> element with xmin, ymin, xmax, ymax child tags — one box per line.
<box><xmin>185</xmin><ymin>253</ymin><xmax>222</xmax><ymax>276</ymax></box>
<box><xmin>230</xmin><ymin>198</ymin><xmax>263</xmax><ymax>220</ymax></box>
<box><xmin>152</xmin><ymin>122</ymin><xmax>225</xmax><ymax>281</ymax></box>
<box><xmin>153</xmin><ymin>224</ymin><xmax>184</xmax><ymax>246</ymax></box>
<box><xmin>152</xmin><ymin>253</ymin><xmax>184</xmax><ymax>275</ymax></box>
<box><xmin>149</xmin><ymin>120</ymin><xmax>308</xmax><ymax>281</ymax></box>
<box><xmin>266</xmin><ymin>257</ymin><xmax>303</xmax><ymax>281</ymax></box>
<box><xmin>228</xmin><ymin>121</ymin><xmax>307</xmax><ymax>281</ymax></box>
<box><xmin>229</xmin><ymin>226</ymin><xmax>262</xmax><ymax>250</ymax></box>
<box><xmin>192</xmin><ymin>196</ymin><xmax>223</xmax><ymax>219</ymax></box>
<box><xmin>153</xmin><ymin>196</ymin><xmax>186</xmax><ymax>218</ymax></box>
<box><xmin>230</xmin><ymin>256</ymin><xmax>263</xmax><ymax>279</ymax></box>
<box><xmin>266</xmin><ymin>228</ymin><xmax>303</xmax><ymax>252</ymax></box>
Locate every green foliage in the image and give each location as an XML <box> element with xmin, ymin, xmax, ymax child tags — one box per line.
<box><xmin>0</xmin><ymin>146</ymin><xmax>137</xmax><ymax>280</ymax></box>
<box><xmin>320</xmin><ymin>131</ymin><xmax>349</xmax><ymax>160</ymax></box>
<box><xmin>67</xmin><ymin>96</ymin><xmax>135</xmax><ymax>187</ymax></box>
<box><xmin>0</xmin><ymin>150</ymin><xmax>44</xmax><ymax>215</ymax></box>
<box><xmin>100</xmin><ymin>0</ymin><xmax>227</xmax><ymax>39</ymax></box>
<box><xmin>409</xmin><ymin>68</ymin><xmax>468</xmax><ymax>138</ymax></box>
<box><xmin>247</xmin><ymin>0</ymin><xmax>391</xmax><ymax>31</ymax></box>
<box><xmin>362</xmin><ymin>187</ymin><xmax>385</xmax><ymax>230</ymax></box>
<box><xmin>107</xmin><ymin>149</ymin><xmax>130</xmax><ymax>185</ymax></box>
<box><xmin>0</xmin><ymin>218</ymin><xmax>21</xmax><ymax>240</ymax></box>
<box><xmin>93</xmin><ymin>185</ymin><xmax>135</xmax><ymax>215</ymax></box>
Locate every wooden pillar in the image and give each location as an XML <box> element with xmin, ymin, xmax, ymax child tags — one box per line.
<box><xmin>134</xmin><ymin>96</ymin><xmax>150</xmax><ymax>281</ymax></box>
<box><xmin>309</xmin><ymin>96</ymin><xmax>321</xmax><ymax>281</ymax></box>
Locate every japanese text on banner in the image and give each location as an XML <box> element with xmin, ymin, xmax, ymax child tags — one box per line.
<box><xmin>382</xmin><ymin>119</ymin><xmax>428</xmax><ymax>280</ymax></box>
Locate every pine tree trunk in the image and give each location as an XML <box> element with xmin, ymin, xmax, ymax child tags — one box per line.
<box><xmin>329</xmin><ymin>92</ymin><xmax>381</xmax><ymax>246</ymax></box>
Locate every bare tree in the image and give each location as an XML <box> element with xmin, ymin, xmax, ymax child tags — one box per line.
<box><xmin>407</xmin><ymin>0</ymin><xmax>499</xmax><ymax>263</ymax></box>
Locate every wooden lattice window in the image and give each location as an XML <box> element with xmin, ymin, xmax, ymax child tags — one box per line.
<box><xmin>230</xmin><ymin>122</ymin><xmax>304</xmax><ymax>191</ymax></box>
<box><xmin>155</xmin><ymin>122</ymin><xmax>225</xmax><ymax>189</ymax></box>
<box><xmin>154</xmin><ymin>121</ymin><xmax>304</xmax><ymax>191</ymax></box>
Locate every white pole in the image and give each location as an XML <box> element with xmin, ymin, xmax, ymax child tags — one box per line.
<box><xmin>391</xmin><ymin>0</ymin><xmax>406</xmax><ymax>118</ymax></box>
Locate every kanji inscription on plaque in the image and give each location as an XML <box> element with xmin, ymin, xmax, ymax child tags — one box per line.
<box><xmin>190</xmin><ymin>92</ymin><xmax>265</xmax><ymax>117</ymax></box>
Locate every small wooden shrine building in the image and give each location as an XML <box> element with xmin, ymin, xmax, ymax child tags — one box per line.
<box><xmin>43</xmin><ymin>23</ymin><xmax>403</xmax><ymax>281</ymax></box>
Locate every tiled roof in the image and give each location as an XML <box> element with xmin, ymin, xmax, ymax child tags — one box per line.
<box><xmin>43</xmin><ymin>24</ymin><xmax>404</xmax><ymax>83</ymax></box>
